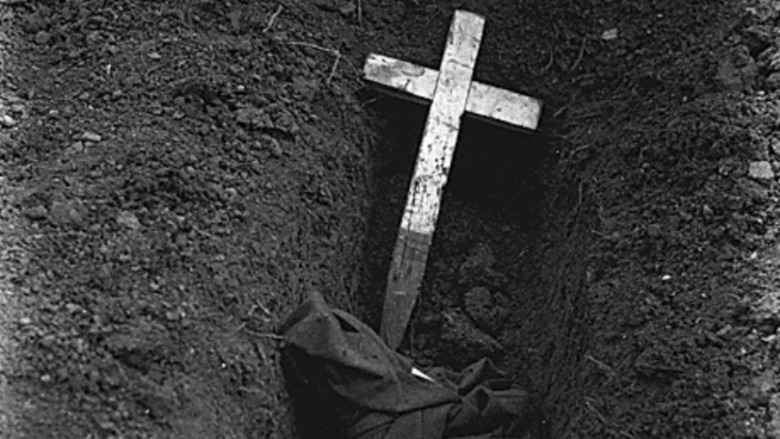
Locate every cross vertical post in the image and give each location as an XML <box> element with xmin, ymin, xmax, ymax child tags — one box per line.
<box><xmin>380</xmin><ymin>11</ymin><xmax>484</xmax><ymax>349</ymax></box>
<box><xmin>365</xmin><ymin>10</ymin><xmax>543</xmax><ymax>350</ymax></box>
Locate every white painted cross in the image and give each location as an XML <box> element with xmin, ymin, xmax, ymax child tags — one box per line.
<box><xmin>364</xmin><ymin>10</ymin><xmax>543</xmax><ymax>350</ymax></box>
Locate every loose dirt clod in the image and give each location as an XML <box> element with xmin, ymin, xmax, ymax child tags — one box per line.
<box><xmin>23</xmin><ymin>205</ymin><xmax>47</xmax><ymax>221</ymax></box>
<box><xmin>103</xmin><ymin>318</ymin><xmax>174</xmax><ymax>371</ymax></box>
<box><xmin>439</xmin><ymin>310</ymin><xmax>503</xmax><ymax>368</ymax></box>
<box><xmin>1</xmin><ymin>114</ymin><xmax>16</xmax><ymax>127</ymax></box>
<box><xmin>464</xmin><ymin>286</ymin><xmax>508</xmax><ymax>336</ymax></box>
<box><xmin>749</xmin><ymin>160</ymin><xmax>775</xmax><ymax>179</ymax></box>
<box><xmin>116</xmin><ymin>211</ymin><xmax>141</xmax><ymax>230</ymax></box>
<box><xmin>79</xmin><ymin>131</ymin><xmax>102</xmax><ymax>143</ymax></box>
<box><xmin>48</xmin><ymin>199</ymin><xmax>86</xmax><ymax>227</ymax></box>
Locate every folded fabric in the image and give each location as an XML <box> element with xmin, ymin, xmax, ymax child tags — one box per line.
<box><xmin>279</xmin><ymin>291</ymin><xmax>544</xmax><ymax>439</ymax></box>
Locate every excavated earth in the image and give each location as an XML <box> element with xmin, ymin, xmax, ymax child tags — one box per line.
<box><xmin>1</xmin><ymin>0</ymin><xmax>780</xmax><ymax>438</ymax></box>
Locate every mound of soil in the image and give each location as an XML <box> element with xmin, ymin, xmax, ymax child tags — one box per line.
<box><xmin>2</xmin><ymin>0</ymin><xmax>370</xmax><ymax>437</ymax></box>
<box><xmin>1</xmin><ymin>0</ymin><xmax>780</xmax><ymax>438</ymax></box>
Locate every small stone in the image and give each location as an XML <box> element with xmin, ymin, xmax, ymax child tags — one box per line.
<box><xmin>65</xmin><ymin>303</ymin><xmax>84</xmax><ymax>314</ymax></box>
<box><xmin>1</xmin><ymin>114</ymin><xmax>16</xmax><ymax>128</ymax></box>
<box><xmin>23</xmin><ymin>205</ymin><xmax>48</xmax><ymax>221</ymax></box>
<box><xmin>601</xmin><ymin>28</ymin><xmax>618</xmax><ymax>40</ymax></box>
<box><xmin>339</xmin><ymin>1</ymin><xmax>356</xmax><ymax>16</ymax></box>
<box><xmin>116</xmin><ymin>211</ymin><xmax>141</xmax><ymax>230</ymax></box>
<box><xmin>235</xmin><ymin>106</ymin><xmax>271</xmax><ymax>129</ymax></box>
<box><xmin>314</xmin><ymin>0</ymin><xmax>339</xmax><ymax>12</ymax></box>
<box><xmin>767</xmin><ymin>72</ymin><xmax>780</xmax><ymax>90</ymax></box>
<box><xmin>464</xmin><ymin>287</ymin><xmax>507</xmax><ymax>336</ymax></box>
<box><xmin>754</xmin><ymin>291</ymin><xmax>780</xmax><ymax>324</ymax></box>
<box><xmin>85</xmin><ymin>31</ymin><xmax>101</xmax><ymax>46</ymax></box>
<box><xmin>65</xmin><ymin>141</ymin><xmax>85</xmax><ymax>156</ymax></box>
<box><xmin>49</xmin><ymin>199</ymin><xmax>86</xmax><ymax>227</ymax></box>
<box><xmin>772</xmin><ymin>139</ymin><xmax>780</xmax><ymax>156</ymax></box>
<box><xmin>34</xmin><ymin>30</ymin><xmax>50</xmax><ymax>45</ymax></box>
<box><xmin>18</xmin><ymin>317</ymin><xmax>32</xmax><ymax>325</ymax></box>
<box><xmin>9</xmin><ymin>103</ymin><xmax>25</xmax><ymax>115</ymax></box>
<box><xmin>147</xmin><ymin>52</ymin><xmax>162</xmax><ymax>60</ymax></box>
<box><xmin>104</xmin><ymin>319</ymin><xmax>173</xmax><ymax>370</ymax></box>
<box><xmin>748</xmin><ymin>161</ymin><xmax>774</xmax><ymax>180</ymax></box>
<box><xmin>716</xmin><ymin>324</ymin><xmax>732</xmax><ymax>337</ymax></box>
<box><xmin>80</xmin><ymin>131</ymin><xmax>102</xmax><ymax>143</ymax></box>
<box><xmin>40</xmin><ymin>374</ymin><xmax>52</xmax><ymax>383</ymax></box>
<box><xmin>439</xmin><ymin>310</ymin><xmax>503</xmax><ymax>368</ymax></box>
<box><xmin>20</xmin><ymin>15</ymin><xmax>46</xmax><ymax>34</ymax></box>
<box><xmin>234</xmin><ymin>39</ymin><xmax>253</xmax><ymax>54</ymax></box>
<box><xmin>702</xmin><ymin>204</ymin><xmax>714</xmax><ymax>219</ymax></box>
<box><xmin>717</xmin><ymin>45</ymin><xmax>758</xmax><ymax>92</ymax></box>
<box><xmin>754</xmin><ymin>370</ymin><xmax>776</xmax><ymax>394</ymax></box>
<box><xmin>98</xmin><ymin>420</ymin><xmax>117</xmax><ymax>432</ymax></box>
<box><xmin>765</xmin><ymin>48</ymin><xmax>780</xmax><ymax>71</ymax></box>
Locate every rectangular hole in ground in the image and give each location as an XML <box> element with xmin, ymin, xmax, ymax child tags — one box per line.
<box><xmin>359</xmin><ymin>93</ymin><xmax>584</xmax><ymax>438</ymax></box>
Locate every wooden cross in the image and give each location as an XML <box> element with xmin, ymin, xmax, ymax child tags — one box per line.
<box><xmin>364</xmin><ymin>10</ymin><xmax>543</xmax><ymax>350</ymax></box>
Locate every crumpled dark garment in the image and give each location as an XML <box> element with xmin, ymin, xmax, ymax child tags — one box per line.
<box><xmin>279</xmin><ymin>291</ymin><xmax>544</xmax><ymax>439</ymax></box>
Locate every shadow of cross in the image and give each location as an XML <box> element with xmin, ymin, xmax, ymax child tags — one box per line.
<box><xmin>364</xmin><ymin>10</ymin><xmax>543</xmax><ymax>350</ymax></box>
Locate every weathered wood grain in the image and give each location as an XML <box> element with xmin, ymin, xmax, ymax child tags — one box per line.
<box><xmin>364</xmin><ymin>55</ymin><xmax>543</xmax><ymax>131</ymax></box>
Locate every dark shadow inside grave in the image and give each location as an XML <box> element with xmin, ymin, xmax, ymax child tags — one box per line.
<box><xmin>359</xmin><ymin>92</ymin><xmax>550</xmax><ymax>371</ymax></box>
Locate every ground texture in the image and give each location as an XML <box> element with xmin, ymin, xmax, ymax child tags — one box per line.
<box><xmin>1</xmin><ymin>0</ymin><xmax>780</xmax><ymax>438</ymax></box>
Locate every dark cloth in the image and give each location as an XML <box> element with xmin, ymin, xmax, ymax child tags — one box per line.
<box><xmin>279</xmin><ymin>292</ymin><xmax>542</xmax><ymax>439</ymax></box>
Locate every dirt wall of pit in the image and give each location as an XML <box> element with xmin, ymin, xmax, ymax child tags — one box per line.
<box><xmin>354</xmin><ymin>2</ymin><xmax>594</xmax><ymax>438</ymax></box>
<box><xmin>7</xmin><ymin>1</ymin><xmax>373</xmax><ymax>438</ymax></box>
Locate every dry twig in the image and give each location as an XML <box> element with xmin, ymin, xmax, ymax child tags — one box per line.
<box><xmin>253</xmin><ymin>300</ymin><xmax>272</xmax><ymax>316</ymax></box>
<box><xmin>542</xmin><ymin>42</ymin><xmax>554</xmax><ymax>73</ymax></box>
<box><xmin>263</xmin><ymin>5</ymin><xmax>283</xmax><ymax>33</ymax></box>
<box><xmin>584</xmin><ymin>397</ymin><xmax>608</xmax><ymax>425</ymax></box>
<box><xmin>238</xmin><ymin>387</ymin><xmax>265</xmax><ymax>393</ymax></box>
<box><xmin>328</xmin><ymin>52</ymin><xmax>341</xmax><ymax>84</ymax></box>
<box><xmin>248</xmin><ymin>330</ymin><xmax>284</xmax><ymax>341</ymax></box>
<box><xmin>288</xmin><ymin>42</ymin><xmax>342</xmax><ymax>85</ymax></box>
<box><xmin>586</xmin><ymin>354</ymin><xmax>615</xmax><ymax>376</ymax></box>
<box><xmin>569</xmin><ymin>36</ymin><xmax>588</xmax><ymax>72</ymax></box>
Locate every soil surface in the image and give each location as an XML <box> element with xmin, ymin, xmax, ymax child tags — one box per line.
<box><xmin>1</xmin><ymin>0</ymin><xmax>780</xmax><ymax>438</ymax></box>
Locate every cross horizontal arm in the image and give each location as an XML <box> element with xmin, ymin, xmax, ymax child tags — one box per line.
<box><xmin>364</xmin><ymin>54</ymin><xmax>543</xmax><ymax>131</ymax></box>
